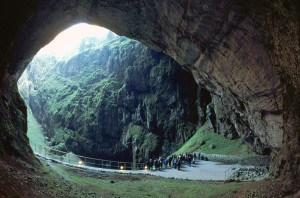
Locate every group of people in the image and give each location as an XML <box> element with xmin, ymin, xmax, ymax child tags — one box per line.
<box><xmin>145</xmin><ymin>153</ymin><xmax>198</xmax><ymax>171</ymax></box>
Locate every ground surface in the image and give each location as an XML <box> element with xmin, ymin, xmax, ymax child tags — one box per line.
<box><xmin>52</xmin><ymin>157</ymin><xmax>242</xmax><ymax>181</ymax></box>
<box><xmin>0</xmin><ymin>109</ymin><xmax>290</xmax><ymax>197</ymax></box>
<box><xmin>0</xmin><ymin>157</ymin><xmax>290</xmax><ymax>198</ymax></box>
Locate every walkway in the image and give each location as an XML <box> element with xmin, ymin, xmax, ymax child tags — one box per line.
<box><xmin>39</xmin><ymin>154</ymin><xmax>236</xmax><ymax>181</ymax></box>
<box><xmin>137</xmin><ymin>161</ymin><xmax>235</xmax><ymax>181</ymax></box>
<box><xmin>96</xmin><ymin>161</ymin><xmax>233</xmax><ymax>181</ymax></box>
<box><xmin>28</xmin><ymin>108</ymin><xmax>249</xmax><ymax>182</ymax></box>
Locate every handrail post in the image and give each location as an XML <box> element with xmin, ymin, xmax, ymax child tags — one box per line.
<box><xmin>31</xmin><ymin>141</ymin><xmax>141</xmax><ymax>172</ymax></box>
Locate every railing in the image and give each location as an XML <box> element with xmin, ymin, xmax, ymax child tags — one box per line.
<box><xmin>31</xmin><ymin>141</ymin><xmax>261</xmax><ymax>181</ymax></box>
<box><xmin>224</xmin><ymin>164</ymin><xmax>241</xmax><ymax>180</ymax></box>
<box><xmin>30</xmin><ymin>141</ymin><xmax>145</xmax><ymax>170</ymax></box>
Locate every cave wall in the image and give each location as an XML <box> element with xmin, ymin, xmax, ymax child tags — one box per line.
<box><xmin>10</xmin><ymin>0</ymin><xmax>283</xmax><ymax>153</ymax></box>
<box><xmin>264</xmin><ymin>0</ymin><xmax>300</xmax><ymax>192</ymax></box>
<box><xmin>0</xmin><ymin>0</ymin><xmax>299</xmax><ymax>193</ymax></box>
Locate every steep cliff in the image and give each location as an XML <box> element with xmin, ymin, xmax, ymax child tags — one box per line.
<box><xmin>20</xmin><ymin>36</ymin><xmax>199</xmax><ymax>162</ymax></box>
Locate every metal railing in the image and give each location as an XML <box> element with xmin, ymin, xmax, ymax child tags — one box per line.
<box><xmin>225</xmin><ymin>164</ymin><xmax>241</xmax><ymax>180</ymax></box>
<box><xmin>30</xmin><ymin>141</ymin><xmax>145</xmax><ymax>170</ymax></box>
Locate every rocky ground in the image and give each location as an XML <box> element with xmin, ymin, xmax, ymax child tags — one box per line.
<box><xmin>227</xmin><ymin>166</ymin><xmax>270</xmax><ymax>182</ymax></box>
<box><xmin>1</xmin><ymin>157</ymin><xmax>297</xmax><ymax>198</ymax></box>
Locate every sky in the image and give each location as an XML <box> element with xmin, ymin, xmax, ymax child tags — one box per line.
<box><xmin>36</xmin><ymin>23</ymin><xmax>110</xmax><ymax>59</ymax></box>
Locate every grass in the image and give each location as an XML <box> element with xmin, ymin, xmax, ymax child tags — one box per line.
<box><xmin>174</xmin><ymin>122</ymin><xmax>256</xmax><ymax>156</ymax></box>
<box><xmin>27</xmin><ymin>109</ymin><xmax>47</xmax><ymax>148</ymax></box>
<box><xmin>51</xmin><ymin>163</ymin><xmax>243</xmax><ymax>198</ymax></box>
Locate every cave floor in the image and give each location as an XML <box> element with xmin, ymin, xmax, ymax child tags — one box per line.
<box><xmin>0</xmin><ymin>157</ymin><xmax>287</xmax><ymax>198</ymax></box>
<box><xmin>52</xmin><ymin>158</ymin><xmax>243</xmax><ymax>181</ymax></box>
<box><xmin>38</xmin><ymin>154</ymin><xmax>266</xmax><ymax>181</ymax></box>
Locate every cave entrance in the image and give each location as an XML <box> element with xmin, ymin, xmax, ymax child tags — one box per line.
<box><xmin>18</xmin><ymin>22</ymin><xmax>261</xmax><ymax>170</ymax></box>
<box><xmin>18</xmin><ymin>23</ymin><xmax>118</xmax><ymax>166</ymax></box>
<box><xmin>18</xmin><ymin>23</ymin><xmax>204</xmax><ymax>165</ymax></box>
<box><xmin>2</xmin><ymin>0</ymin><xmax>298</xmax><ymax>192</ymax></box>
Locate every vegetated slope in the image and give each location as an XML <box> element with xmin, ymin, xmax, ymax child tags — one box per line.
<box><xmin>27</xmin><ymin>110</ymin><xmax>47</xmax><ymax>148</ymax></box>
<box><xmin>19</xmin><ymin>35</ymin><xmax>200</xmax><ymax>162</ymax></box>
<box><xmin>174</xmin><ymin>122</ymin><xmax>256</xmax><ymax>156</ymax></box>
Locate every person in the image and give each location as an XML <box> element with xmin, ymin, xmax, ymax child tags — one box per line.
<box><xmin>168</xmin><ymin>155</ymin><xmax>174</xmax><ymax>167</ymax></box>
<box><xmin>187</xmin><ymin>153</ymin><xmax>193</xmax><ymax>167</ymax></box>
<box><xmin>177</xmin><ymin>156</ymin><xmax>182</xmax><ymax>170</ymax></box>
<box><xmin>158</xmin><ymin>157</ymin><xmax>164</xmax><ymax>170</ymax></box>
<box><xmin>154</xmin><ymin>158</ymin><xmax>159</xmax><ymax>170</ymax></box>
<box><xmin>163</xmin><ymin>157</ymin><xmax>169</xmax><ymax>168</ymax></box>
<box><xmin>173</xmin><ymin>157</ymin><xmax>178</xmax><ymax>169</ymax></box>
<box><xmin>149</xmin><ymin>159</ymin><xmax>153</xmax><ymax>170</ymax></box>
<box><xmin>193</xmin><ymin>153</ymin><xmax>197</xmax><ymax>164</ymax></box>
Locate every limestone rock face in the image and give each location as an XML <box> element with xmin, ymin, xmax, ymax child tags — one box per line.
<box><xmin>9</xmin><ymin>0</ymin><xmax>283</xmax><ymax>155</ymax></box>
<box><xmin>264</xmin><ymin>1</ymin><xmax>300</xmax><ymax>193</ymax></box>
<box><xmin>0</xmin><ymin>0</ymin><xmax>299</xmax><ymax>193</ymax></box>
<box><xmin>20</xmin><ymin>37</ymin><xmax>199</xmax><ymax>162</ymax></box>
<box><xmin>0</xmin><ymin>72</ymin><xmax>34</xmax><ymax>162</ymax></box>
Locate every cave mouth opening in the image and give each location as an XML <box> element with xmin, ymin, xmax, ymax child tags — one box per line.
<box><xmin>17</xmin><ymin>23</ymin><xmax>121</xmax><ymax>160</ymax></box>
<box><xmin>17</xmin><ymin>22</ymin><xmax>204</xmax><ymax>164</ymax></box>
<box><xmin>1</xmin><ymin>0</ymin><xmax>297</xmax><ymax>193</ymax></box>
<box><xmin>17</xmin><ymin>21</ymin><xmax>259</xmax><ymax>169</ymax></box>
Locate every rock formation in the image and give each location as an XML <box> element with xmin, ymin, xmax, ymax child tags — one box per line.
<box><xmin>19</xmin><ymin>36</ymin><xmax>199</xmax><ymax>162</ymax></box>
<box><xmin>0</xmin><ymin>0</ymin><xmax>299</xmax><ymax>194</ymax></box>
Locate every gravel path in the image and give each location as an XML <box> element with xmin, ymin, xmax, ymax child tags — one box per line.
<box><xmin>43</xmin><ymin>156</ymin><xmax>235</xmax><ymax>181</ymax></box>
<box><xmin>120</xmin><ymin>161</ymin><xmax>234</xmax><ymax>181</ymax></box>
<box><xmin>138</xmin><ymin>161</ymin><xmax>235</xmax><ymax>181</ymax></box>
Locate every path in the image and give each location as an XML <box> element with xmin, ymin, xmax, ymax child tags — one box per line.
<box><xmin>112</xmin><ymin>160</ymin><xmax>235</xmax><ymax>181</ymax></box>
<box><xmin>40</xmin><ymin>155</ymin><xmax>236</xmax><ymax>181</ymax></box>
<box><xmin>137</xmin><ymin>161</ymin><xmax>235</xmax><ymax>181</ymax></box>
<box><xmin>29</xmin><ymin>112</ymin><xmax>237</xmax><ymax>181</ymax></box>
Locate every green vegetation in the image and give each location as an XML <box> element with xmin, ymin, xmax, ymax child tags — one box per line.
<box><xmin>22</xmin><ymin>43</ymin><xmax>125</xmax><ymax>149</ymax></box>
<box><xmin>27</xmin><ymin>110</ymin><xmax>47</xmax><ymax>148</ymax></box>
<box><xmin>18</xmin><ymin>33</ymin><xmax>199</xmax><ymax>161</ymax></box>
<box><xmin>128</xmin><ymin>124</ymin><xmax>160</xmax><ymax>158</ymax></box>
<box><xmin>175</xmin><ymin>122</ymin><xmax>256</xmax><ymax>156</ymax></box>
<box><xmin>128</xmin><ymin>124</ymin><xmax>143</xmax><ymax>139</ymax></box>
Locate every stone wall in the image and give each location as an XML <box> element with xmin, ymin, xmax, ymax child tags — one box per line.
<box><xmin>198</xmin><ymin>152</ymin><xmax>271</xmax><ymax>166</ymax></box>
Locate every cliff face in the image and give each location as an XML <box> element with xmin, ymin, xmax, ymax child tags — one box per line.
<box><xmin>20</xmin><ymin>36</ymin><xmax>199</xmax><ymax>162</ymax></box>
<box><xmin>0</xmin><ymin>0</ymin><xmax>299</xmax><ymax>194</ymax></box>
